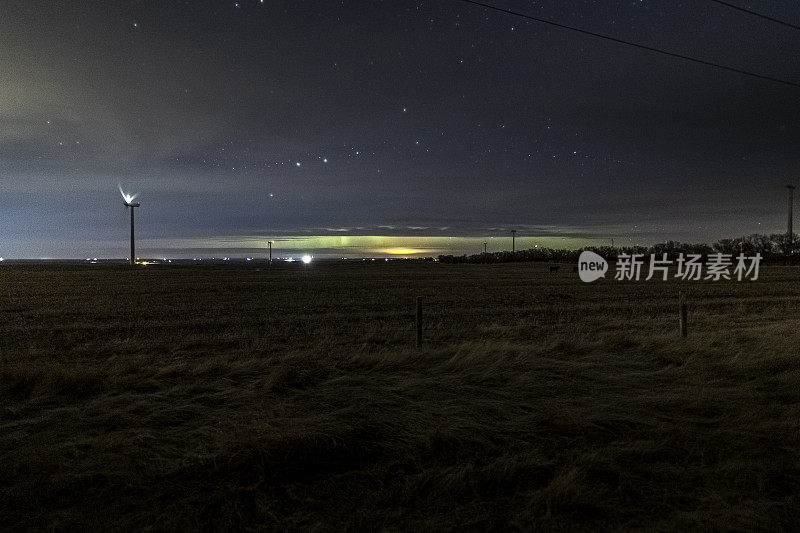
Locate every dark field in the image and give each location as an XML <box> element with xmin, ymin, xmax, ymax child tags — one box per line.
<box><xmin>2</xmin><ymin>262</ymin><xmax>800</xmax><ymax>530</ymax></box>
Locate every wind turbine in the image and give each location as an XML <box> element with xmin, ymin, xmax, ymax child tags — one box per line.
<box><xmin>119</xmin><ymin>185</ymin><xmax>140</xmax><ymax>266</ymax></box>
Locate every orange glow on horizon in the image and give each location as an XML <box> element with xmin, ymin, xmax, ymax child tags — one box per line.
<box><xmin>382</xmin><ymin>248</ymin><xmax>428</xmax><ymax>255</ymax></box>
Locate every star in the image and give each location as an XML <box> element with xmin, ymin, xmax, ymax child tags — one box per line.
<box><xmin>295</xmin><ymin>162</ymin><xmax>301</xmax><ymax>167</ymax></box>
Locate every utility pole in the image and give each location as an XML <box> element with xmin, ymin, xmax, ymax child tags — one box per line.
<box><xmin>511</xmin><ymin>230</ymin><xmax>516</xmax><ymax>253</ymax></box>
<box><xmin>483</xmin><ymin>242</ymin><xmax>487</xmax><ymax>254</ymax></box>
<box><xmin>268</xmin><ymin>240</ymin><xmax>274</xmax><ymax>264</ymax></box>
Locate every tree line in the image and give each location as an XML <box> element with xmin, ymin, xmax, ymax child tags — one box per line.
<box><xmin>437</xmin><ymin>233</ymin><xmax>797</xmax><ymax>264</ymax></box>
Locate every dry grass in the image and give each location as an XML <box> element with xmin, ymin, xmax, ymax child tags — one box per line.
<box><xmin>2</xmin><ymin>262</ymin><xmax>800</xmax><ymax>530</ymax></box>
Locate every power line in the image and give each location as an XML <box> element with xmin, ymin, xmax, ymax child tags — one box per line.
<box><xmin>706</xmin><ymin>0</ymin><xmax>800</xmax><ymax>32</ymax></box>
<box><xmin>454</xmin><ymin>0</ymin><xmax>800</xmax><ymax>89</ymax></box>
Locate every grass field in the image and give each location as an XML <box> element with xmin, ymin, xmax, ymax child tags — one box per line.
<box><xmin>2</xmin><ymin>261</ymin><xmax>800</xmax><ymax>530</ymax></box>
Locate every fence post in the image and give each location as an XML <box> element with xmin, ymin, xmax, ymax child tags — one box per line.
<box><xmin>416</xmin><ymin>296</ymin><xmax>423</xmax><ymax>348</ymax></box>
<box><xmin>679</xmin><ymin>291</ymin><xmax>688</xmax><ymax>338</ymax></box>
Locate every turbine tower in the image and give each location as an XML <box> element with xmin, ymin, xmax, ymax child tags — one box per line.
<box><xmin>788</xmin><ymin>184</ymin><xmax>795</xmax><ymax>239</ymax></box>
<box><xmin>788</xmin><ymin>184</ymin><xmax>795</xmax><ymax>262</ymax></box>
<box><xmin>119</xmin><ymin>185</ymin><xmax>140</xmax><ymax>266</ymax></box>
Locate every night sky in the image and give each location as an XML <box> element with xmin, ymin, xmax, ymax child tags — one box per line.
<box><xmin>3</xmin><ymin>0</ymin><xmax>800</xmax><ymax>258</ymax></box>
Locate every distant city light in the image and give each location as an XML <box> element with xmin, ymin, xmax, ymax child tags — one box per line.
<box><xmin>383</xmin><ymin>247</ymin><xmax>422</xmax><ymax>255</ymax></box>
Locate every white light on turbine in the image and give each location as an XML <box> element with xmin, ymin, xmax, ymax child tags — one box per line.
<box><xmin>302</xmin><ymin>254</ymin><xmax>312</xmax><ymax>264</ymax></box>
<box><xmin>118</xmin><ymin>184</ymin><xmax>138</xmax><ymax>205</ymax></box>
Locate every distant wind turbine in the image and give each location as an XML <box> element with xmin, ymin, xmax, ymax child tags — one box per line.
<box><xmin>119</xmin><ymin>185</ymin><xmax>140</xmax><ymax>266</ymax></box>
